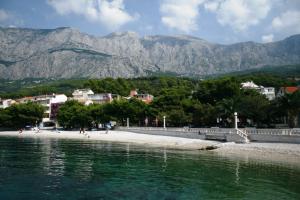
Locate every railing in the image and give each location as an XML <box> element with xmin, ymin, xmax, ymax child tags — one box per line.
<box><xmin>236</xmin><ymin>129</ymin><xmax>248</xmax><ymax>138</ymax></box>
<box><xmin>235</xmin><ymin>128</ymin><xmax>249</xmax><ymax>143</ymax></box>
<box><xmin>244</xmin><ymin>128</ymin><xmax>298</xmax><ymax>135</ymax></box>
<box><xmin>118</xmin><ymin>126</ymin><xmax>300</xmax><ymax>136</ymax></box>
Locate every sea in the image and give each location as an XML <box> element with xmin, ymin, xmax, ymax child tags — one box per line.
<box><xmin>0</xmin><ymin>136</ymin><xmax>299</xmax><ymax>199</ymax></box>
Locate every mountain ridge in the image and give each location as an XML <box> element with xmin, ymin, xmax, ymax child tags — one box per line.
<box><xmin>0</xmin><ymin>27</ymin><xmax>299</xmax><ymax>80</ymax></box>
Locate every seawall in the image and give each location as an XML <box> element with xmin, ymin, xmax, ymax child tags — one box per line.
<box><xmin>118</xmin><ymin>127</ymin><xmax>300</xmax><ymax>144</ymax></box>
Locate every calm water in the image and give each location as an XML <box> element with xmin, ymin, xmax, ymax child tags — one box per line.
<box><xmin>0</xmin><ymin>136</ymin><xmax>300</xmax><ymax>200</ymax></box>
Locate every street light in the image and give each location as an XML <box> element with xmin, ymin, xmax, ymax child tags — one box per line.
<box><xmin>163</xmin><ymin>116</ymin><xmax>166</xmax><ymax>129</ymax></box>
<box><xmin>234</xmin><ymin>112</ymin><xmax>238</xmax><ymax>129</ymax></box>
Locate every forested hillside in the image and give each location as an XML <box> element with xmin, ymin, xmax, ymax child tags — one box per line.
<box><xmin>1</xmin><ymin>69</ymin><xmax>299</xmax><ymax>128</ymax></box>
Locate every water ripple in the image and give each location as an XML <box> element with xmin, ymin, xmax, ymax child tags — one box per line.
<box><xmin>0</xmin><ymin>136</ymin><xmax>299</xmax><ymax>199</ymax></box>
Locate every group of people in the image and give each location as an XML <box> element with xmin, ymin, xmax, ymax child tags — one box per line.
<box><xmin>18</xmin><ymin>127</ymin><xmax>40</xmax><ymax>134</ymax></box>
<box><xmin>79</xmin><ymin>128</ymin><xmax>91</xmax><ymax>138</ymax></box>
<box><xmin>79</xmin><ymin>126</ymin><xmax>110</xmax><ymax>135</ymax></box>
<box><xmin>79</xmin><ymin>128</ymin><xmax>85</xmax><ymax>134</ymax></box>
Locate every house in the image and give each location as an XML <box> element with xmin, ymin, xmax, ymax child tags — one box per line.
<box><xmin>72</xmin><ymin>89</ymin><xmax>117</xmax><ymax>105</ymax></box>
<box><xmin>277</xmin><ymin>86</ymin><xmax>299</xmax><ymax>97</ymax></box>
<box><xmin>129</xmin><ymin>89</ymin><xmax>154</xmax><ymax>104</ymax></box>
<box><xmin>88</xmin><ymin>93</ymin><xmax>113</xmax><ymax>104</ymax></box>
<box><xmin>72</xmin><ymin>89</ymin><xmax>94</xmax><ymax>104</ymax></box>
<box><xmin>241</xmin><ymin>81</ymin><xmax>260</xmax><ymax>89</ymax></box>
<box><xmin>16</xmin><ymin>94</ymin><xmax>68</xmax><ymax>128</ymax></box>
<box><xmin>259</xmin><ymin>87</ymin><xmax>276</xmax><ymax>101</ymax></box>
<box><xmin>0</xmin><ymin>99</ymin><xmax>16</xmax><ymax>109</ymax></box>
<box><xmin>241</xmin><ymin>81</ymin><xmax>275</xmax><ymax>100</ymax></box>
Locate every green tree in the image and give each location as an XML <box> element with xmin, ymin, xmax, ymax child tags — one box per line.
<box><xmin>87</xmin><ymin>104</ymin><xmax>110</xmax><ymax>126</ymax></box>
<box><xmin>57</xmin><ymin>100</ymin><xmax>92</xmax><ymax>129</ymax></box>
<box><xmin>236</xmin><ymin>93</ymin><xmax>270</xmax><ymax>127</ymax></box>
<box><xmin>5</xmin><ymin>102</ymin><xmax>44</xmax><ymax>129</ymax></box>
<box><xmin>0</xmin><ymin>108</ymin><xmax>12</xmax><ymax>128</ymax></box>
<box><xmin>193</xmin><ymin>77</ymin><xmax>240</xmax><ymax>104</ymax></box>
<box><xmin>167</xmin><ymin>108</ymin><xmax>192</xmax><ymax>127</ymax></box>
<box><xmin>277</xmin><ymin>91</ymin><xmax>300</xmax><ymax>128</ymax></box>
<box><xmin>216</xmin><ymin>98</ymin><xmax>238</xmax><ymax>127</ymax></box>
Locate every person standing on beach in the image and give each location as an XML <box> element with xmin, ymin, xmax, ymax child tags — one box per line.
<box><xmin>105</xmin><ymin>123</ymin><xmax>111</xmax><ymax>134</ymax></box>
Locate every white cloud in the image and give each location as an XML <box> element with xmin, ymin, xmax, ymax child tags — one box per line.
<box><xmin>204</xmin><ymin>0</ymin><xmax>271</xmax><ymax>32</ymax></box>
<box><xmin>271</xmin><ymin>10</ymin><xmax>300</xmax><ymax>35</ymax></box>
<box><xmin>0</xmin><ymin>9</ymin><xmax>23</xmax><ymax>27</ymax></box>
<box><xmin>0</xmin><ymin>9</ymin><xmax>11</xmax><ymax>22</ymax></box>
<box><xmin>204</xmin><ymin>1</ymin><xmax>220</xmax><ymax>12</ymax></box>
<box><xmin>262</xmin><ymin>34</ymin><xmax>274</xmax><ymax>43</ymax></box>
<box><xmin>47</xmin><ymin>0</ymin><xmax>137</xmax><ymax>30</ymax></box>
<box><xmin>160</xmin><ymin>0</ymin><xmax>205</xmax><ymax>33</ymax></box>
<box><xmin>99</xmin><ymin>0</ymin><xmax>139</xmax><ymax>30</ymax></box>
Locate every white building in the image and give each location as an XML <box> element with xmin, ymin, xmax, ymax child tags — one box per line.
<box><xmin>129</xmin><ymin>89</ymin><xmax>154</xmax><ymax>104</ymax></box>
<box><xmin>72</xmin><ymin>89</ymin><xmax>115</xmax><ymax>105</ymax></box>
<box><xmin>72</xmin><ymin>89</ymin><xmax>94</xmax><ymax>105</ymax></box>
<box><xmin>241</xmin><ymin>81</ymin><xmax>259</xmax><ymax>89</ymax></box>
<box><xmin>259</xmin><ymin>87</ymin><xmax>276</xmax><ymax>101</ymax></box>
<box><xmin>16</xmin><ymin>94</ymin><xmax>68</xmax><ymax>128</ymax></box>
<box><xmin>241</xmin><ymin>81</ymin><xmax>275</xmax><ymax>100</ymax></box>
<box><xmin>88</xmin><ymin>93</ymin><xmax>113</xmax><ymax>104</ymax></box>
<box><xmin>0</xmin><ymin>99</ymin><xmax>16</xmax><ymax>109</ymax></box>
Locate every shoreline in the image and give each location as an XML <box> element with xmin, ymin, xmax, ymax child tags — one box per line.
<box><xmin>0</xmin><ymin>130</ymin><xmax>220</xmax><ymax>150</ymax></box>
<box><xmin>1</xmin><ymin>130</ymin><xmax>300</xmax><ymax>165</ymax></box>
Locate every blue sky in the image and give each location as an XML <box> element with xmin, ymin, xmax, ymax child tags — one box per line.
<box><xmin>0</xmin><ymin>0</ymin><xmax>299</xmax><ymax>44</ymax></box>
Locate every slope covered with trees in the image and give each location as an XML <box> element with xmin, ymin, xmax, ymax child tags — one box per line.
<box><xmin>0</xmin><ymin>73</ymin><xmax>299</xmax><ymax>129</ymax></box>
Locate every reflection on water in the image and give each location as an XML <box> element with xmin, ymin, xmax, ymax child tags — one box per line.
<box><xmin>162</xmin><ymin>148</ymin><xmax>167</xmax><ymax>170</ymax></box>
<box><xmin>235</xmin><ymin>161</ymin><xmax>240</xmax><ymax>184</ymax></box>
<box><xmin>0</xmin><ymin>136</ymin><xmax>300</xmax><ymax>200</ymax></box>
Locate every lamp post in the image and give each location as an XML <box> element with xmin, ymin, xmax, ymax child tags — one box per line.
<box><xmin>127</xmin><ymin>117</ymin><xmax>129</xmax><ymax>128</ymax></box>
<box><xmin>234</xmin><ymin>112</ymin><xmax>238</xmax><ymax>129</ymax></box>
<box><xmin>163</xmin><ymin>116</ymin><xmax>166</xmax><ymax>129</ymax></box>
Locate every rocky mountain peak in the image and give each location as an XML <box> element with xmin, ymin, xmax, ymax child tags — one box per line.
<box><xmin>0</xmin><ymin>27</ymin><xmax>299</xmax><ymax>80</ymax></box>
<box><xmin>105</xmin><ymin>31</ymin><xmax>139</xmax><ymax>38</ymax></box>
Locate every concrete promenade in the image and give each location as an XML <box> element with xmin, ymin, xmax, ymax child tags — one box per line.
<box><xmin>118</xmin><ymin>127</ymin><xmax>300</xmax><ymax>144</ymax></box>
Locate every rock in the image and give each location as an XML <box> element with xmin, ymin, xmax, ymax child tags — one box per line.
<box><xmin>0</xmin><ymin>27</ymin><xmax>299</xmax><ymax>80</ymax></box>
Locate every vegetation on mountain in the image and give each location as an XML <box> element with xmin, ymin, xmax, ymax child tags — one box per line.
<box><xmin>0</xmin><ymin>68</ymin><xmax>299</xmax><ymax>129</ymax></box>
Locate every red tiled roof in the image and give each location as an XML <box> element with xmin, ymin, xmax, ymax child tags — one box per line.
<box><xmin>285</xmin><ymin>87</ymin><xmax>298</xmax><ymax>93</ymax></box>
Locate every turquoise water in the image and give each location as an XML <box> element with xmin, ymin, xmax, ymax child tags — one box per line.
<box><xmin>0</xmin><ymin>136</ymin><xmax>300</xmax><ymax>200</ymax></box>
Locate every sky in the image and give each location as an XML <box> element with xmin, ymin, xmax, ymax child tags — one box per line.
<box><xmin>0</xmin><ymin>0</ymin><xmax>299</xmax><ymax>44</ymax></box>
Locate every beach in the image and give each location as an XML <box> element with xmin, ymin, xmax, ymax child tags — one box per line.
<box><xmin>1</xmin><ymin>130</ymin><xmax>300</xmax><ymax>165</ymax></box>
<box><xmin>0</xmin><ymin>130</ymin><xmax>219</xmax><ymax>150</ymax></box>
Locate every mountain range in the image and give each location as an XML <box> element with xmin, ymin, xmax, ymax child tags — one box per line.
<box><xmin>0</xmin><ymin>27</ymin><xmax>299</xmax><ymax>80</ymax></box>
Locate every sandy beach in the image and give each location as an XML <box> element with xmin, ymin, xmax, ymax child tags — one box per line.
<box><xmin>0</xmin><ymin>130</ymin><xmax>220</xmax><ymax>150</ymax></box>
<box><xmin>1</xmin><ymin>130</ymin><xmax>300</xmax><ymax>165</ymax></box>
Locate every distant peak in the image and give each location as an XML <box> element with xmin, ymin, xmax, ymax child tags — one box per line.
<box><xmin>55</xmin><ymin>27</ymin><xmax>71</xmax><ymax>30</ymax></box>
<box><xmin>173</xmin><ymin>34</ymin><xmax>205</xmax><ymax>41</ymax></box>
<box><xmin>284</xmin><ymin>34</ymin><xmax>300</xmax><ymax>41</ymax></box>
<box><xmin>54</xmin><ymin>27</ymin><xmax>79</xmax><ymax>32</ymax></box>
<box><xmin>105</xmin><ymin>31</ymin><xmax>139</xmax><ymax>38</ymax></box>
